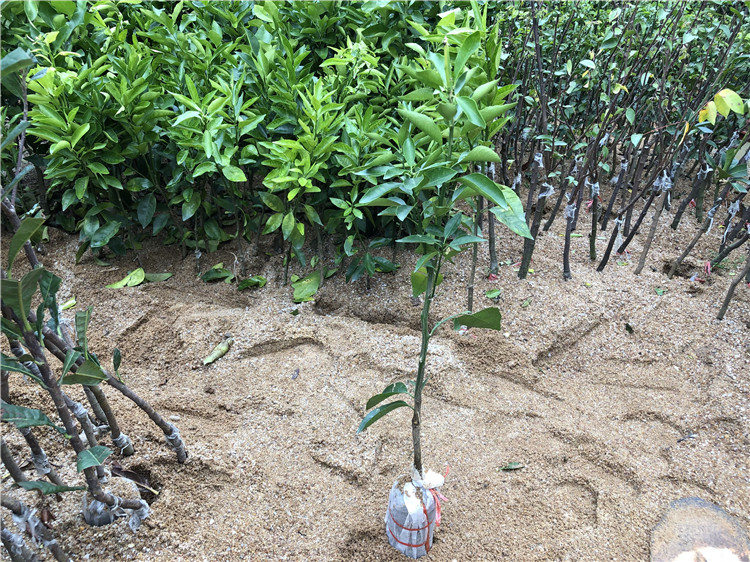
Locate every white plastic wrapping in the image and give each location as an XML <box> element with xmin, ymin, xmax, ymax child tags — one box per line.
<box><xmin>384</xmin><ymin>470</ymin><xmax>445</xmax><ymax>559</ymax></box>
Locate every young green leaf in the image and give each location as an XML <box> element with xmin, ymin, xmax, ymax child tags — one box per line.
<box><xmin>60</xmin><ymin>349</ymin><xmax>82</xmax><ymax>384</ymax></box>
<box><xmin>238</xmin><ymin>276</ymin><xmax>267</xmax><ymax>290</ymax></box>
<box><xmin>461</xmin><ymin>146</ymin><xmax>501</xmax><ymax>163</ymax></box>
<box><xmin>1</xmin><ymin>269</ymin><xmax>44</xmax><ymax>327</ymax></box>
<box><xmin>357</xmin><ymin>400</ymin><xmax>412</xmax><ymax>434</ymax></box>
<box><xmin>61</xmin><ymin>358</ymin><xmax>107</xmax><ymax>386</ymax></box>
<box><xmin>16</xmin><ymin>481</ymin><xmax>86</xmax><ymax>495</ymax></box>
<box><xmin>452</xmin><ymin>307</ymin><xmax>502</xmax><ymax>331</ymax></box>
<box><xmin>1</xmin><ymin>400</ymin><xmax>66</xmax><ymax>434</ymax></box>
<box><xmin>365</xmin><ymin>382</ymin><xmax>411</xmax><ymax>410</ymax></box>
<box><xmin>456</xmin><ymin>96</ymin><xmax>486</xmax><ymax>128</ymax></box>
<box><xmin>7</xmin><ymin>217</ymin><xmax>45</xmax><ymax>274</ymax></box>
<box><xmin>222</xmin><ymin>165</ymin><xmax>247</xmax><ymax>182</ymax></box>
<box><xmin>76</xmin><ymin>445</ymin><xmax>112</xmax><ymax>472</ymax></box>
<box><xmin>105</xmin><ymin>268</ymin><xmax>146</xmax><ymax>289</ymax></box>
<box><xmin>292</xmin><ymin>271</ymin><xmax>321</xmax><ymax>303</ymax></box>
<box><xmin>397</xmin><ymin>109</ymin><xmax>443</xmax><ymax>144</ymax></box>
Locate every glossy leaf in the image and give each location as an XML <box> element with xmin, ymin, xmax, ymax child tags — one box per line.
<box><xmin>76</xmin><ymin>445</ymin><xmax>112</xmax><ymax>472</ymax></box>
<box><xmin>137</xmin><ymin>194</ymin><xmax>156</xmax><ymax>228</ymax></box>
<box><xmin>1</xmin><ymin>269</ymin><xmax>44</xmax><ymax>326</ymax></box>
<box><xmin>62</xmin><ymin>358</ymin><xmax>107</xmax><ymax>386</ymax></box>
<box><xmin>75</xmin><ymin>307</ymin><xmax>92</xmax><ymax>357</ymax></box>
<box><xmin>292</xmin><ymin>271</ymin><xmax>321</xmax><ymax>303</ymax></box>
<box><xmin>365</xmin><ymin>382</ymin><xmax>411</xmax><ymax>410</ymax></box>
<box><xmin>357</xmin><ymin>400</ymin><xmax>411</xmax><ymax>434</ymax></box>
<box><xmin>397</xmin><ymin>109</ymin><xmax>442</xmax><ymax>144</ymax></box>
<box><xmin>105</xmin><ymin>268</ymin><xmax>146</xmax><ymax>289</ymax></box>
<box><xmin>7</xmin><ymin>218</ymin><xmax>45</xmax><ymax>274</ymax></box>
<box><xmin>452</xmin><ymin>307</ymin><xmax>502</xmax><ymax>331</ymax></box>
<box><xmin>1</xmin><ymin>400</ymin><xmax>66</xmax><ymax>434</ymax></box>
<box><xmin>16</xmin><ymin>481</ymin><xmax>86</xmax><ymax>495</ymax></box>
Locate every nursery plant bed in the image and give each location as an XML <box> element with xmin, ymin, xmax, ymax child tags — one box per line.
<box><xmin>2</xmin><ymin>217</ymin><xmax>747</xmax><ymax>561</ymax></box>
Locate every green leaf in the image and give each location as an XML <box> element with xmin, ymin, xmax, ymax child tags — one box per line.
<box><xmin>16</xmin><ymin>481</ymin><xmax>86</xmax><ymax>495</ymax></box>
<box><xmin>410</xmin><ymin>267</ymin><xmax>443</xmax><ymax>298</ymax></box>
<box><xmin>173</xmin><ymin>110</ymin><xmax>202</xmax><ymax>127</ymax></box>
<box><xmin>485</xmin><ymin>289</ymin><xmax>502</xmax><ymax>299</ymax></box>
<box><xmin>360</xmin><ymin>182</ymin><xmax>401</xmax><ymax>205</ymax></box>
<box><xmin>137</xmin><ymin>194</ymin><xmax>156</xmax><ymax>228</ymax></box>
<box><xmin>365</xmin><ymin>382</ymin><xmax>410</xmax><ymax>410</ymax></box>
<box><xmin>292</xmin><ymin>271</ymin><xmax>321</xmax><ymax>303</ymax></box>
<box><xmin>462</xmin><ymin>146</ymin><xmax>501</xmax><ymax>163</ymax></box>
<box><xmin>75</xmin><ymin>306</ymin><xmax>92</xmax><ymax>357</ymax></box>
<box><xmin>62</xmin><ymin>358</ymin><xmax>107</xmax><ymax>386</ymax></box>
<box><xmin>471</xmin><ymin>79</ymin><xmax>499</xmax><ymax>102</ymax></box>
<box><xmin>0</xmin><ymin>354</ymin><xmax>40</xmax><ymax>384</ymax></box>
<box><xmin>631</xmin><ymin>133</ymin><xmax>643</xmax><ymax>148</ymax></box>
<box><xmin>1</xmin><ymin>269</ymin><xmax>44</xmax><ymax>326</ymax></box>
<box><xmin>90</xmin><ymin>221</ymin><xmax>120</xmax><ymax>248</ymax></box>
<box><xmin>76</xmin><ymin>445</ymin><xmax>112</xmax><ymax>472</ymax></box>
<box><xmin>281</xmin><ymin>211</ymin><xmax>295</xmax><ymax>240</ymax></box>
<box><xmin>580</xmin><ymin>59</ymin><xmax>596</xmax><ymax>69</ymax></box>
<box><xmin>456</xmin><ymin>96</ymin><xmax>486</xmax><ymax>128</ymax></box>
<box><xmin>398</xmin><ymin>234</ymin><xmax>439</xmax><ymax>245</ymax></box>
<box><xmin>1</xmin><ymin>400</ymin><xmax>66</xmax><ymax>434</ymax></box>
<box><xmin>222</xmin><ymin>165</ymin><xmax>247</xmax><ymax>182</ymax></box>
<box><xmin>143</xmin><ymin>272</ymin><xmax>173</xmax><ymax>283</ymax></box>
<box><xmin>397</xmin><ymin>109</ymin><xmax>443</xmax><ymax>144</ymax></box>
<box><xmin>70</xmin><ymin>122</ymin><xmax>90</xmax><ymax>149</ymax></box>
<box><xmin>74</xmin><ymin>176</ymin><xmax>88</xmax><ymax>200</ymax></box>
<box><xmin>357</xmin><ymin>400</ymin><xmax>411</xmax><ymax>433</ymax></box>
<box><xmin>38</xmin><ymin>269</ymin><xmax>61</xmax><ymax>329</ymax></box>
<box><xmin>260</xmin><ymin>192</ymin><xmax>285</xmax><ymax>213</ymax></box>
<box><xmin>105</xmin><ymin>268</ymin><xmax>146</xmax><ymax>289</ymax></box>
<box><xmin>0</xmin><ymin>120</ymin><xmax>30</xmax><ymax>152</ymax></box>
<box><xmin>193</xmin><ymin>162</ymin><xmax>216</xmax><ymax>178</ymax></box>
<box><xmin>7</xmin><ymin>217</ymin><xmax>45</xmax><ymax>274</ymax></box>
<box><xmin>452</xmin><ymin>307</ymin><xmax>502</xmax><ymax>331</ymax></box>
<box><xmin>454</xmin><ymin>31</ymin><xmax>480</xmax><ymax>77</ymax></box>
<box><xmin>182</xmin><ymin>191</ymin><xmax>201</xmax><ymax>221</ymax></box>
<box><xmin>87</xmin><ymin>162</ymin><xmax>108</xmax><ymax>175</ymax></box>
<box><xmin>0</xmin><ymin>47</ymin><xmax>34</xmax><ymax>75</ymax></box>
<box><xmin>113</xmin><ymin>348</ymin><xmax>121</xmax><ymax>373</ymax></box>
<box><xmin>238</xmin><ymin>276</ymin><xmax>267</xmax><ymax>290</ymax></box>
<box><xmin>262</xmin><ymin>213</ymin><xmax>283</xmax><ymax>235</ymax></box>
<box><xmin>60</xmin><ymin>349</ymin><xmax>81</xmax><ymax>384</ymax></box>
<box><xmin>201</xmin><ymin>264</ymin><xmax>234</xmax><ymax>283</ymax></box>
<box><xmin>626</xmin><ymin>108</ymin><xmax>635</xmax><ymax>125</ymax></box>
<box><xmin>499</xmin><ymin>462</ymin><xmax>524</xmax><ymax>471</ymax></box>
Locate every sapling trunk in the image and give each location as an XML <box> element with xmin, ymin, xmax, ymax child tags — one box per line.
<box><xmin>88</xmin><ymin>384</ymin><xmax>135</xmax><ymax>456</ymax></box>
<box><xmin>563</xmin><ymin>204</ymin><xmax>576</xmax><ymax>280</ymax></box>
<box><xmin>1</xmin><ymin>440</ymin><xmax>27</xmax><ymax>484</ymax></box>
<box><xmin>1</xmin><ymin>523</ymin><xmax>38</xmax><ymax>562</ymax></box>
<box><xmin>712</xmin><ymin>232</ymin><xmax>749</xmax><ymax>270</ymax></box>
<box><xmin>467</xmin><ymin>197</ymin><xmax>480</xmax><ymax>311</ymax></box>
<box><xmin>717</xmin><ymin>247</ymin><xmax>750</xmax><ymax>320</ymax></box>
<box><xmin>597</xmin><ymin>216</ymin><xmax>622</xmax><ymax>272</ymax></box>
<box><xmin>519</xmin><ymin>159</ymin><xmax>542</xmax><ymax>279</ymax></box>
<box><xmin>616</xmin><ymin>189</ymin><xmax>657</xmax><ymax>255</ymax></box>
<box><xmin>412</xmin><ymin>267</ymin><xmax>436</xmax><ymax>478</ymax></box>
<box><xmin>634</xmin><ymin>187</ymin><xmax>669</xmax><ymax>275</ymax></box>
<box><xmin>18</xmin><ymin>427</ymin><xmax>65</xmax><ymax>486</ymax></box>
<box><xmin>671</xmin><ymin>161</ymin><xmax>709</xmax><ymax>231</ymax></box>
<box><xmin>83</xmin><ymin>386</ymin><xmax>108</xmax><ymax>426</ymax></box>
<box><xmin>669</xmin><ymin>183</ymin><xmax>732</xmax><ymax>278</ymax></box>
<box><xmin>2</xmin><ymin>497</ymin><xmax>69</xmax><ymax>562</ymax></box>
<box><xmin>589</xmin><ymin>193</ymin><xmax>599</xmax><ymax>261</ymax></box>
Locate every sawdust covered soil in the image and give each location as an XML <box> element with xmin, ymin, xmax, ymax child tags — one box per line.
<box><xmin>2</xmin><ymin>204</ymin><xmax>748</xmax><ymax>561</ymax></box>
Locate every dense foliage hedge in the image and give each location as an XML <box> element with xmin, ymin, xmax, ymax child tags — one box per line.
<box><xmin>2</xmin><ymin>1</ymin><xmax>748</xmax><ymax>285</ymax></box>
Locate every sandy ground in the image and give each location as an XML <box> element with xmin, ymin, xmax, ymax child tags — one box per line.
<box><xmin>2</xmin><ymin>200</ymin><xmax>749</xmax><ymax>561</ymax></box>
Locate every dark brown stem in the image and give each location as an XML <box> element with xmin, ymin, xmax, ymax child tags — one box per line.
<box><xmin>717</xmin><ymin>247</ymin><xmax>750</xmax><ymax>321</ymax></box>
<box><xmin>634</xmin><ymin>188</ymin><xmax>669</xmax><ymax>275</ymax></box>
<box><xmin>1</xmin><ymin>439</ymin><xmax>27</xmax><ymax>484</ymax></box>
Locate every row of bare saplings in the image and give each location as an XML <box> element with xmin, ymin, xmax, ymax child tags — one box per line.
<box><xmin>1</xmin><ymin>195</ymin><xmax>188</xmax><ymax>559</ymax></box>
<box><xmin>480</xmin><ymin>0</ymin><xmax>749</xmax><ymax>318</ymax></box>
